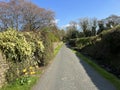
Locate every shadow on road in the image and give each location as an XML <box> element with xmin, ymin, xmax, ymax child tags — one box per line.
<box><xmin>74</xmin><ymin>51</ymin><xmax>116</xmax><ymax>90</ymax></box>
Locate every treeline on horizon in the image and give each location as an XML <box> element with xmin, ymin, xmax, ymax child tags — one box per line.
<box><xmin>64</xmin><ymin>14</ymin><xmax>120</xmax><ymax>40</ymax></box>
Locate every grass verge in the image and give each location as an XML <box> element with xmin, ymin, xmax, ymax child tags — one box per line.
<box><xmin>54</xmin><ymin>42</ymin><xmax>63</xmax><ymax>56</ymax></box>
<box><xmin>1</xmin><ymin>76</ymin><xmax>38</xmax><ymax>90</ymax></box>
<box><xmin>73</xmin><ymin>50</ymin><xmax>120</xmax><ymax>90</ymax></box>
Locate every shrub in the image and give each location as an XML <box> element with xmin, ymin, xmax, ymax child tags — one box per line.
<box><xmin>0</xmin><ymin>29</ymin><xmax>32</xmax><ymax>62</ymax></box>
<box><xmin>102</xmin><ymin>29</ymin><xmax>120</xmax><ymax>54</ymax></box>
<box><xmin>23</xmin><ymin>31</ymin><xmax>44</xmax><ymax>66</ymax></box>
<box><xmin>100</xmin><ymin>28</ymin><xmax>120</xmax><ymax>71</ymax></box>
<box><xmin>0</xmin><ymin>28</ymin><xmax>44</xmax><ymax>83</ymax></box>
<box><xmin>40</xmin><ymin>29</ymin><xmax>54</xmax><ymax>66</ymax></box>
<box><xmin>68</xmin><ymin>36</ymin><xmax>97</xmax><ymax>49</ymax></box>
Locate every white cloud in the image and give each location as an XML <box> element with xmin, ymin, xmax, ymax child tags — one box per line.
<box><xmin>61</xmin><ymin>24</ymin><xmax>70</xmax><ymax>29</ymax></box>
<box><xmin>55</xmin><ymin>19</ymin><xmax>60</xmax><ymax>24</ymax></box>
<box><xmin>61</xmin><ymin>23</ymin><xmax>79</xmax><ymax>30</ymax></box>
<box><xmin>52</xmin><ymin>19</ymin><xmax>60</xmax><ymax>24</ymax></box>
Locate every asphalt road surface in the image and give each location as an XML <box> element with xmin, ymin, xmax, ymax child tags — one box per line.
<box><xmin>32</xmin><ymin>45</ymin><xmax>116</xmax><ymax>90</ymax></box>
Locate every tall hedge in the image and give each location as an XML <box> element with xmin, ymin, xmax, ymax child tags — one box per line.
<box><xmin>0</xmin><ymin>28</ymin><xmax>44</xmax><ymax>82</ymax></box>
<box><xmin>0</xmin><ymin>28</ymin><xmax>61</xmax><ymax>83</ymax></box>
<box><xmin>74</xmin><ymin>26</ymin><xmax>120</xmax><ymax>77</ymax></box>
<box><xmin>40</xmin><ymin>29</ymin><xmax>54</xmax><ymax>66</ymax></box>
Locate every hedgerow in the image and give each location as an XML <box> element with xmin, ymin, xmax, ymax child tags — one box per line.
<box><xmin>0</xmin><ymin>27</ymin><xmax>61</xmax><ymax>84</ymax></box>
<box><xmin>70</xmin><ymin>25</ymin><xmax>120</xmax><ymax>78</ymax></box>
<box><xmin>0</xmin><ymin>28</ymin><xmax>44</xmax><ymax>83</ymax></box>
<box><xmin>69</xmin><ymin>36</ymin><xmax>97</xmax><ymax>49</ymax></box>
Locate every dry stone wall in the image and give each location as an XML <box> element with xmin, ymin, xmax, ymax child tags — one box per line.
<box><xmin>0</xmin><ymin>52</ymin><xmax>8</xmax><ymax>88</ymax></box>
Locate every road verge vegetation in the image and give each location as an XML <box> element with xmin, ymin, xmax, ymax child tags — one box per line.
<box><xmin>73</xmin><ymin>50</ymin><xmax>120</xmax><ymax>90</ymax></box>
<box><xmin>54</xmin><ymin>42</ymin><xmax>63</xmax><ymax>56</ymax></box>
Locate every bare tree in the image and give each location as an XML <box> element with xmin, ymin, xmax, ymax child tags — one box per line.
<box><xmin>69</xmin><ymin>21</ymin><xmax>77</xmax><ymax>30</ymax></box>
<box><xmin>79</xmin><ymin>18</ymin><xmax>91</xmax><ymax>37</ymax></box>
<box><xmin>91</xmin><ymin>18</ymin><xmax>97</xmax><ymax>36</ymax></box>
<box><xmin>0</xmin><ymin>0</ymin><xmax>55</xmax><ymax>31</ymax></box>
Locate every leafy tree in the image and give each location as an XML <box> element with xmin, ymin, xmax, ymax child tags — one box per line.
<box><xmin>59</xmin><ymin>29</ymin><xmax>65</xmax><ymax>40</ymax></box>
<box><xmin>65</xmin><ymin>21</ymin><xmax>79</xmax><ymax>40</ymax></box>
<box><xmin>106</xmin><ymin>15</ymin><xmax>120</xmax><ymax>26</ymax></box>
<box><xmin>97</xmin><ymin>21</ymin><xmax>105</xmax><ymax>34</ymax></box>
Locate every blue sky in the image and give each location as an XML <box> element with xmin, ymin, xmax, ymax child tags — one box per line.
<box><xmin>32</xmin><ymin>0</ymin><xmax>120</xmax><ymax>28</ymax></box>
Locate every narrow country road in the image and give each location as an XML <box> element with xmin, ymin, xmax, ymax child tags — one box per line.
<box><xmin>32</xmin><ymin>45</ymin><xmax>116</xmax><ymax>90</ymax></box>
